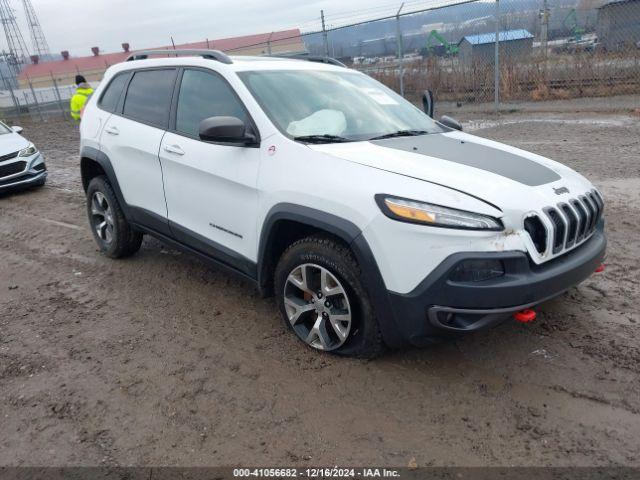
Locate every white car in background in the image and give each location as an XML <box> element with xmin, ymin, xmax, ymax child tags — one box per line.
<box><xmin>0</xmin><ymin>121</ymin><xmax>46</xmax><ymax>193</ymax></box>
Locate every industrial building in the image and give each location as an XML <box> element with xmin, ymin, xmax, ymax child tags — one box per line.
<box><xmin>458</xmin><ymin>29</ymin><xmax>534</xmax><ymax>66</ymax></box>
<box><xmin>596</xmin><ymin>0</ymin><xmax>640</xmax><ymax>51</ymax></box>
<box><xmin>17</xmin><ymin>29</ymin><xmax>305</xmax><ymax>88</ymax></box>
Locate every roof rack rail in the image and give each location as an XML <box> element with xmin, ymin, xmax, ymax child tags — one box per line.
<box><xmin>126</xmin><ymin>49</ymin><xmax>233</xmax><ymax>65</ymax></box>
<box><xmin>273</xmin><ymin>54</ymin><xmax>347</xmax><ymax>68</ymax></box>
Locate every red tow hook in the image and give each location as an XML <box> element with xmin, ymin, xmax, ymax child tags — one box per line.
<box><xmin>514</xmin><ymin>309</ymin><xmax>537</xmax><ymax>323</ymax></box>
<box><xmin>595</xmin><ymin>264</ymin><xmax>605</xmax><ymax>273</ymax></box>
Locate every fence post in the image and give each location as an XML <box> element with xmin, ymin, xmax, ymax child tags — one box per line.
<box><xmin>540</xmin><ymin>0</ymin><xmax>550</xmax><ymax>59</ymax></box>
<box><xmin>50</xmin><ymin>71</ymin><xmax>66</xmax><ymax>120</ymax></box>
<box><xmin>26</xmin><ymin>74</ymin><xmax>45</xmax><ymax>122</ymax></box>
<box><xmin>267</xmin><ymin>32</ymin><xmax>274</xmax><ymax>56</ymax></box>
<box><xmin>494</xmin><ymin>0</ymin><xmax>500</xmax><ymax>113</ymax></box>
<box><xmin>540</xmin><ymin>0</ymin><xmax>550</xmax><ymax>92</ymax></box>
<box><xmin>22</xmin><ymin>91</ymin><xmax>30</xmax><ymax>120</ymax></box>
<box><xmin>321</xmin><ymin>10</ymin><xmax>329</xmax><ymax>58</ymax></box>
<box><xmin>396</xmin><ymin>2</ymin><xmax>405</xmax><ymax>97</ymax></box>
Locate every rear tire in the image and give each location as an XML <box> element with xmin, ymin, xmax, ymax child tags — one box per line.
<box><xmin>86</xmin><ymin>176</ymin><xmax>142</xmax><ymax>258</ymax></box>
<box><xmin>274</xmin><ymin>235</ymin><xmax>385</xmax><ymax>358</ymax></box>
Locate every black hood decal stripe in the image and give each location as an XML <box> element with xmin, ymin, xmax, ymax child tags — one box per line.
<box><xmin>372</xmin><ymin>134</ymin><xmax>561</xmax><ymax>187</ymax></box>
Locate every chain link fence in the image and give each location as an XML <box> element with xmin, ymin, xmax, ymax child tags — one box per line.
<box><xmin>2</xmin><ymin>0</ymin><xmax>639</xmax><ymax>123</ymax></box>
<box><xmin>0</xmin><ymin>77</ymin><xmax>82</xmax><ymax>123</ymax></box>
<box><xmin>229</xmin><ymin>0</ymin><xmax>640</xmax><ymax>108</ymax></box>
<box><xmin>320</xmin><ymin>0</ymin><xmax>640</xmax><ymax>108</ymax></box>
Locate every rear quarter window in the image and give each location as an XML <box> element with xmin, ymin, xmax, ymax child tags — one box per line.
<box><xmin>98</xmin><ymin>73</ymin><xmax>129</xmax><ymax>113</ymax></box>
<box><xmin>122</xmin><ymin>69</ymin><xmax>177</xmax><ymax>128</ymax></box>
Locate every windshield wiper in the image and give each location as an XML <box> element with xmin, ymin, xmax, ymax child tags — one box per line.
<box><xmin>369</xmin><ymin>130</ymin><xmax>429</xmax><ymax>141</ymax></box>
<box><xmin>293</xmin><ymin>134</ymin><xmax>352</xmax><ymax>144</ymax></box>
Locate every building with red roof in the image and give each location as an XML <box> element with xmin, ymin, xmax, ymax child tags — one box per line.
<box><xmin>18</xmin><ymin>29</ymin><xmax>305</xmax><ymax>88</ymax></box>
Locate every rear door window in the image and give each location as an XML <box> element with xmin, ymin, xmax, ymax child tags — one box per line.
<box><xmin>123</xmin><ymin>69</ymin><xmax>177</xmax><ymax>128</ymax></box>
<box><xmin>175</xmin><ymin>69</ymin><xmax>248</xmax><ymax>138</ymax></box>
<box><xmin>98</xmin><ymin>73</ymin><xmax>129</xmax><ymax>112</ymax></box>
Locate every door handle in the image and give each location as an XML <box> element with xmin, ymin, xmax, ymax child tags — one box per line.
<box><xmin>105</xmin><ymin>125</ymin><xmax>119</xmax><ymax>135</ymax></box>
<box><xmin>163</xmin><ymin>144</ymin><xmax>185</xmax><ymax>156</ymax></box>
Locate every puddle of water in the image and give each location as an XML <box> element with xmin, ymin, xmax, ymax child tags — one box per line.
<box><xmin>465</xmin><ymin>116</ymin><xmax>635</xmax><ymax>132</ymax></box>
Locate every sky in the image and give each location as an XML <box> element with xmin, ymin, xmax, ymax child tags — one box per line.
<box><xmin>7</xmin><ymin>0</ymin><xmax>467</xmax><ymax>57</ymax></box>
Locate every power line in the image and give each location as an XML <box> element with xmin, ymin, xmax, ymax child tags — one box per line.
<box><xmin>322</xmin><ymin>0</ymin><xmax>449</xmax><ymax>22</ymax></box>
<box><xmin>322</xmin><ymin>0</ymin><xmax>475</xmax><ymax>26</ymax></box>
<box><xmin>281</xmin><ymin>0</ymin><xmax>481</xmax><ymax>36</ymax></box>
<box><xmin>224</xmin><ymin>0</ymin><xmax>480</xmax><ymax>53</ymax></box>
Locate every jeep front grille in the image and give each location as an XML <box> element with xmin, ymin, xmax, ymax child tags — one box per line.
<box><xmin>524</xmin><ymin>215</ymin><xmax>547</xmax><ymax>254</ymax></box>
<box><xmin>545</xmin><ymin>208</ymin><xmax>566</xmax><ymax>254</ymax></box>
<box><xmin>0</xmin><ymin>161</ymin><xmax>26</xmax><ymax>179</ymax></box>
<box><xmin>530</xmin><ymin>189</ymin><xmax>604</xmax><ymax>257</ymax></box>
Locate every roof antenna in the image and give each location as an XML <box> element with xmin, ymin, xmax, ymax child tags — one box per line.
<box><xmin>170</xmin><ymin>36</ymin><xmax>176</xmax><ymax>57</ymax></box>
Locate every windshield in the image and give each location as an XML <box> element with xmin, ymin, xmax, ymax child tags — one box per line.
<box><xmin>0</xmin><ymin>121</ymin><xmax>13</xmax><ymax>135</ymax></box>
<box><xmin>239</xmin><ymin>69</ymin><xmax>445</xmax><ymax>142</ymax></box>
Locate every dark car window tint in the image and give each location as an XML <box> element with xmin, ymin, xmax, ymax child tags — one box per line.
<box><xmin>176</xmin><ymin>69</ymin><xmax>248</xmax><ymax>137</ymax></box>
<box><xmin>123</xmin><ymin>69</ymin><xmax>176</xmax><ymax>128</ymax></box>
<box><xmin>99</xmin><ymin>73</ymin><xmax>128</xmax><ymax>112</ymax></box>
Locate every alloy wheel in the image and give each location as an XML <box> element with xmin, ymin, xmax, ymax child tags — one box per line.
<box><xmin>90</xmin><ymin>191</ymin><xmax>115</xmax><ymax>244</ymax></box>
<box><xmin>283</xmin><ymin>263</ymin><xmax>352</xmax><ymax>351</ymax></box>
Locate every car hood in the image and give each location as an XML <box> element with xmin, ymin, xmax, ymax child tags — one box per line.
<box><xmin>0</xmin><ymin>133</ymin><xmax>29</xmax><ymax>156</ymax></box>
<box><xmin>308</xmin><ymin>130</ymin><xmax>593</xmax><ymax>210</ymax></box>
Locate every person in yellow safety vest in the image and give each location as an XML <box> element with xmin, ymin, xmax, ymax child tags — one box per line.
<box><xmin>70</xmin><ymin>75</ymin><xmax>94</xmax><ymax>122</ymax></box>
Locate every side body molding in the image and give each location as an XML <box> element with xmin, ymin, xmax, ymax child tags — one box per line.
<box><xmin>258</xmin><ymin>203</ymin><xmax>404</xmax><ymax>347</ymax></box>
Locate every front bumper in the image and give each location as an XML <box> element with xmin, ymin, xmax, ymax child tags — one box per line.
<box><xmin>386</xmin><ymin>223</ymin><xmax>606</xmax><ymax>347</ymax></box>
<box><xmin>0</xmin><ymin>154</ymin><xmax>46</xmax><ymax>191</ymax></box>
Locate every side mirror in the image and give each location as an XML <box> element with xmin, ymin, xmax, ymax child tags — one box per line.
<box><xmin>422</xmin><ymin>90</ymin><xmax>434</xmax><ymax>118</ymax></box>
<box><xmin>198</xmin><ymin>116</ymin><xmax>257</xmax><ymax>145</ymax></box>
<box><xmin>440</xmin><ymin>115</ymin><xmax>463</xmax><ymax>131</ymax></box>
<box><xmin>11</xmin><ymin>126</ymin><xmax>23</xmax><ymax>134</ymax></box>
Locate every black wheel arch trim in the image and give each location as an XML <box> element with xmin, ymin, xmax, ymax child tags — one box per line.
<box><xmin>80</xmin><ymin>146</ymin><xmax>131</xmax><ymax>221</ymax></box>
<box><xmin>258</xmin><ymin>203</ymin><xmax>405</xmax><ymax>347</ymax></box>
<box><xmin>80</xmin><ymin>146</ymin><xmax>175</xmax><ymax>237</ymax></box>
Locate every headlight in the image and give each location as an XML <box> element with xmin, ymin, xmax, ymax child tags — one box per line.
<box><xmin>18</xmin><ymin>143</ymin><xmax>38</xmax><ymax>157</ymax></box>
<box><xmin>376</xmin><ymin>195</ymin><xmax>503</xmax><ymax>231</ymax></box>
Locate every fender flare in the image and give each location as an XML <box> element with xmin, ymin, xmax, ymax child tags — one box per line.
<box><xmin>258</xmin><ymin>203</ymin><xmax>404</xmax><ymax>347</ymax></box>
<box><xmin>80</xmin><ymin>146</ymin><xmax>131</xmax><ymax>221</ymax></box>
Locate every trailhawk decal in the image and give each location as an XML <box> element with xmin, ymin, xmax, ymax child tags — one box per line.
<box><xmin>372</xmin><ymin>134</ymin><xmax>561</xmax><ymax>187</ymax></box>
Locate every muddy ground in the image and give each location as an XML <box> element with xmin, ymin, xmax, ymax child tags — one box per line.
<box><xmin>1</xmin><ymin>97</ymin><xmax>639</xmax><ymax>467</ymax></box>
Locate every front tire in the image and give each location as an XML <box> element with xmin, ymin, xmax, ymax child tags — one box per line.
<box><xmin>274</xmin><ymin>235</ymin><xmax>384</xmax><ymax>358</ymax></box>
<box><xmin>86</xmin><ymin>176</ymin><xmax>142</xmax><ymax>258</ymax></box>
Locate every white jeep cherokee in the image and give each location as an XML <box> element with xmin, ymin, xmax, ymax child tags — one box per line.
<box><xmin>79</xmin><ymin>50</ymin><xmax>606</xmax><ymax>357</ymax></box>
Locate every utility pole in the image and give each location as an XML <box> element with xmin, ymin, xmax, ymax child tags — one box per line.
<box><xmin>321</xmin><ymin>10</ymin><xmax>329</xmax><ymax>58</ymax></box>
<box><xmin>540</xmin><ymin>0</ymin><xmax>550</xmax><ymax>58</ymax></box>
<box><xmin>396</xmin><ymin>2</ymin><xmax>405</xmax><ymax>97</ymax></box>
<box><xmin>494</xmin><ymin>0</ymin><xmax>500</xmax><ymax>113</ymax></box>
<box><xmin>22</xmin><ymin>0</ymin><xmax>50</xmax><ymax>58</ymax></box>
